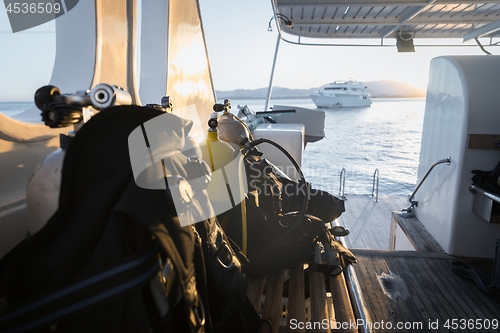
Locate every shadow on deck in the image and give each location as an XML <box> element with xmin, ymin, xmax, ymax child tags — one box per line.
<box><xmin>341</xmin><ymin>195</ymin><xmax>500</xmax><ymax>332</ymax></box>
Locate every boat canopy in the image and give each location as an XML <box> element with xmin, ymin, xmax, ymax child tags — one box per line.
<box><xmin>264</xmin><ymin>0</ymin><xmax>500</xmax><ymax>109</ymax></box>
<box><xmin>270</xmin><ymin>0</ymin><xmax>500</xmax><ymax>47</ymax></box>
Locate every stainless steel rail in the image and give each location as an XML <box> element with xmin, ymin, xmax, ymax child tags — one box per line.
<box><xmin>469</xmin><ymin>184</ymin><xmax>500</xmax><ymax>203</ymax></box>
<box><xmin>334</xmin><ymin>221</ymin><xmax>371</xmax><ymax>333</ymax></box>
<box><xmin>372</xmin><ymin>168</ymin><xmax>379</xmax><ymax>202</ymax></box>
<box><xmin>344</xmin><ymin>264</ymin><xmax>370</xmax><ymax>333</ymax></box>
<box><xmin>339</xmin><ymin>167</ymin><xmax>346</xmax><ymax>199</ymax></box>
<box><xmin>404</xmin><ymin>156</ymin><xmax>451</xmax><ymax>215</ymax></box>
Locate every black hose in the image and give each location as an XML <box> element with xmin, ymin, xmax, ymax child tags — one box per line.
<box><xmin>244</xmin><ymin>137</ymin><xmax>310</xmax><ymax>260</ymax></box>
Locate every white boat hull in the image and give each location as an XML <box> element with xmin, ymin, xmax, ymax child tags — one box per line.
<box><xmin>310</xmin><ymin>93</ymin><xmax>372</xmax><ymax>108</ymax></box>
<box><xmin>0</xmin><ymin>113</ymin><xmax>66</xmax><ymax>257</ymax></box>
<box><xmin>416</xmin><ymin>55</ymin><xmax>500</xmax><ymax>258</ymax></box>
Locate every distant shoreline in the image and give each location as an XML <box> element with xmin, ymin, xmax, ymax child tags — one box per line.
<box><xmin>216</xmin><ymin>80</ymin><xmax>427</xmax><ymax>100</ymax></box>
<box><xmin>216</xmin><ymin>95</ymin><xmax>426</xmax><ymax>100</ymax></box>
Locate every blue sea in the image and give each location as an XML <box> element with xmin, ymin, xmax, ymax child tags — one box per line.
<box><xmin>0</xmin><ymin>102</ymin><xmax>34</xmax><ymax>117</ymax></box>
<box><xmin>225</xmin><ymin>98</ymin><xmax>425</xmax><ymax>198</ymax></box>
<box><xmin>1</xmin><ymin>98</ymin><xmax>425</xmax><ymax>197</ymax></box>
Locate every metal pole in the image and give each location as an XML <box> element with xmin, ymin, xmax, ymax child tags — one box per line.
<box><xmin>339</xmin><ymin>167</ymin><xmax>346</xmax><ymax>198</ymax></box>
<box><xmin>334</xmin><ymin>221</ymin><xmax>371</xmax><ymax>333</ymax></box>
<box><xmin>264</xmin><ymin>34</ymin><xmax>281</xmax><ymax>111</ymax></box>
<box><xmin>372</xmin><ymin>168</ymin><xmax>379</xmax><ymax>202</ymax></box>
<box><xmin>408</xmin><ymin>156</ymin><xmax>451</xmax><ymax>206</ymax></box>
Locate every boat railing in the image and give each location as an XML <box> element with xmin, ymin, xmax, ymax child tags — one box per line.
<box><xmin>338</xmin><ymin>167</ymin><xmax>380</xmax><ymax>200</ymax></box>
<box><xmin>339</xmin><ymin>167</ymin><xmax>346</xmax><ymax>199</ymax></box>
<box><xmin>403</xmin><ymin>156</ymin><xmax>451</xmax><ymax>216</ymax></box>
<box><xmin>330</xmin><ymin>220</ymin><xmax>371</xmax><ymax>333</ymax></box>
<box><xmin>372</xmin><ymin>168</ymin><xmax>379</xmax><ymax>202</ymax></box>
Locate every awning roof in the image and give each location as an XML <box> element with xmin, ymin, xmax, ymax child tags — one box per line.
<box><xmin>271</xmin><ymin>0</ymin><xmax>500</xmax><ymax>44</ymax></box>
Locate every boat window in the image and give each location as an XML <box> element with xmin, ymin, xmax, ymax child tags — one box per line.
<box><xmin>136</xmin><ymin>0</ymin><xmax>142</xmax><ymax>96</ymax></box>
<box><xmin>0</xmin><ymin>14</ymin><xmax>55</xmax><ymax>116</ymax></box>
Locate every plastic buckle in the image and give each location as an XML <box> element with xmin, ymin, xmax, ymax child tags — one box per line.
<box><xmin>215</xmin><ymin>242</ymin><xmax>234</xmax><ymax>269</ymax></box>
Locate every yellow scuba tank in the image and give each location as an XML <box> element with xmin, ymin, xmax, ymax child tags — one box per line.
<box><xmin>200</xmin><ymin>101</ymin><xmax>248</xmax><ymax>253</ymax></box>
<box><xmin>201</xmin><ymin>114</ymin><xmax>237</xmax><ymax>175</ymax></box>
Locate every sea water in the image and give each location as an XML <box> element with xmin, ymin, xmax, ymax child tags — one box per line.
<box><xmin>0</xmin><ymin>102</ymin><xmax>34</xmax><ymax>117</ymax></box>
<box><xmin>226</xmin><ymin>98</ymin><xmax>425</xmax><ymax>197</ymax></box>
<box><xmin>1</xmin><ymin>98</ymin><xmax>425</xmax><ymax>197</ymax></box>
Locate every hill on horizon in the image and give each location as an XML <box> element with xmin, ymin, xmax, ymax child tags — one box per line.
<box><xmin>216</xmin><ymin>80</ymin><xmax>426</xmax><ymax>99</ymax></box>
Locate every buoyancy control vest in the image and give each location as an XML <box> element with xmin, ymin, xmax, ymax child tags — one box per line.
<box><xmin>0</xmin><ymin>105</ymin><xmax>262</xmax><ymax>333</ymax></box>
<box><xmin>217</xmin><ymin>140</ymin><xmax>352</xmax><ymax>278</ymax></box>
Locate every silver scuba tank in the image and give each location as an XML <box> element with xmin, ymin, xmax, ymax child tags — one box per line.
<box><xmin>26</xmin><ymin>84</ymin><xmax>133</xmax><ymax>235</ymax></box>
<box><xmin>215</xmin><ymin>99</ymin><xmax>250</xmax><ymax>150</ymax></box>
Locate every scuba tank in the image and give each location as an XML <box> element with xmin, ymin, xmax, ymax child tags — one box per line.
<box><xmin>215</xmin><ymin>99</ymin><xmax>251</xmax><ymax>149</ymax></box>
<box><xmin>200</xmin><ymin>113</ymin><xmax>236</xmax><ymax>174</ymax></box>
<box><xmin>199</xmin><ymin>101</ymin><xmax>248</xmax><ymax>253</ymax></box>
<box><xmin>26</xmin><ymin>84</ymin><xmax>133</xmax><ymax>235</ymax></box>
<box><xmin>26</xmin><ymin>148</ymin><xmax>65</xmax><ymax>235</ymax></box>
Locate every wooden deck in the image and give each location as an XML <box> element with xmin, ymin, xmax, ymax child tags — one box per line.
<box><xmin>247</xmin><ymin>245</ymin><xmax>357</xmax><ymax>333</ymax></box>
<box><xmin>338</xmin><ymin>195</ymin><xmax>500</xmax><ymax>332</ymax></box>
<box><xmin>352</xmin><ymin>250</ymin><xmax>500</xmax><ymax>332</ymax></box>
<box><xmin>247</xmin><ymin>195</ymin><xmax>500</xmax><ymax>332</ymax></box>
<box><xmin>336</xmin><ymin>195</ymin><xmax>408</xmax><ymax>250</ymax></box>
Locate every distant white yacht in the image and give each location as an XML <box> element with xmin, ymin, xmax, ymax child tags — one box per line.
<box><xmin>310</xmin><ymin>80</ymin><xmax>372</xmax><ymax>108</ymax></box>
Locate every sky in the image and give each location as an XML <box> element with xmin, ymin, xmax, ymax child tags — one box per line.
<box><xmin>0</xmin><ymin>0</ymin><xmax>491</xmax><ymax>101</ymax></box>
<box><xmin>199</xmin><ymin>0</ymin><xmax>487</xmax><ymax>92</ymax></box>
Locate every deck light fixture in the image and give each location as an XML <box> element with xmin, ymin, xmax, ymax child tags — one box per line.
<box><xmin>396</xmin><ymin>31</ymin><xmax>415</xmax><ymax>52</ymax></box>
<box><xmin>268</xmin><ymin>14</ymin><xmax>293</xmax><ymax>32</ymax></box>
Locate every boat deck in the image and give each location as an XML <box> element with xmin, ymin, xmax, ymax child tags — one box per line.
<box><xmin>340</xmin><ymin>195</ymin><xmax>500</xmax><ymax>332</ymax></box>
<box><xmin>336</xmin><ymin>195</ymin><xmax>408</xmax><ymax>250</ymax></box>
<box><xmin>353</xmin><ymin>249</ymin><xmax>500</xmax><ymax>332</ymax></box>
